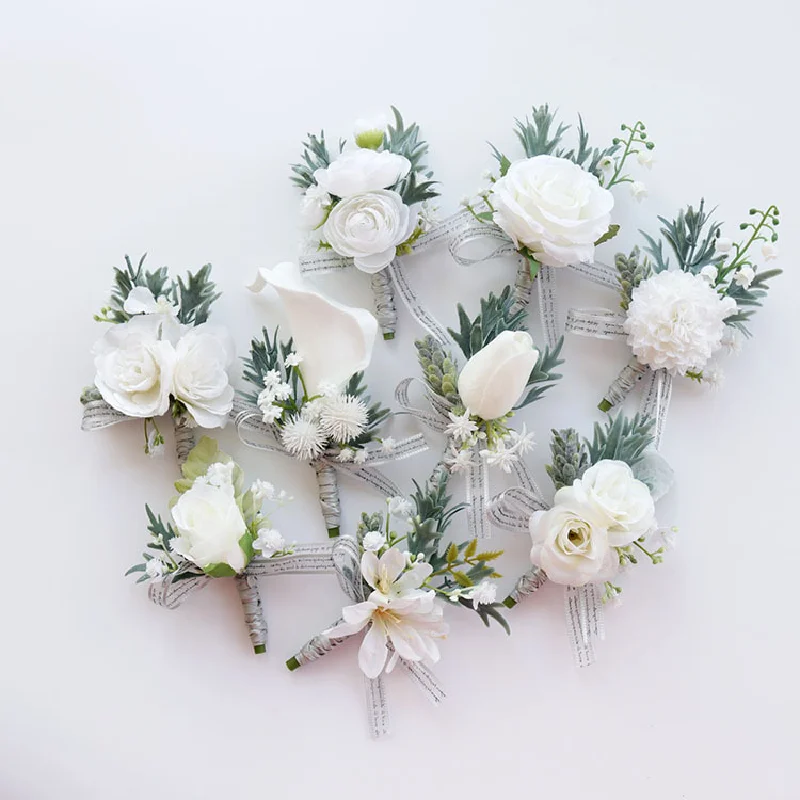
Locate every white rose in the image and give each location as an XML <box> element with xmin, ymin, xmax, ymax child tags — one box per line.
<box><xmin>172</xmin><ymin>324</ymin><xmax>235</xmax><ymax>429</ymax></box>
<box><xmin>171</xmin><ymin>479</ymin><xmax>247</xmax><ymax>573</ymax></box>
<box><xmin>490</xmin><ymin>155</ymin><xmax>614</xmax><ymax>268</ymax></box>
<box><xmin>314</xmin><ymin>149</ymin><xmax>411</xmax><ymax>198</ymax></box>
<box><xmin>529</xmin><ymin>505</ymin><xmax>617</xmax><ymax>586</ymax></box>
<box><xmin>457</xmin><ymin>331</ymin><xmax>539</xmax><ymax>420</ymax></box>
<box><xmin>322</xmin><ymin>189</ymin><xmax>417</xmax><ymax>273</ymax></box>
<box><xmin>299</xmin><ymin>184</ymin><xmax>331</xmax><ymax>229</ymax></box>
<box><xmin>556</xmin><ymin>460</ymin><xmax>656</xmax><ymax>547</ymax></box>
<box><xmin>93</xmin><ymin>315</ymin><xmax>175</xmax><ymax>418</ymax></box>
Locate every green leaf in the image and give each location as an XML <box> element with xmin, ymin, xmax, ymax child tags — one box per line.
<box><xmin>177</xmin><ymin>437</ymin><xmax>224</xmax><ymax>488</ymax></box>
<box><xmin>174</xmin><ymin>264</ymin><xmax>220</xmax><ymax>325</ymax></box>
<box><xmin>474</xmin><ymin>550</ymin><xmax>503</xmax><ymax>561</ymax></box>
<box><xmin>125</xmin><ymin>563</ymin><xmax>146</xmax><ymax>575</ymax></box>
<box><xmin>238</xmin><ymin>530</ymin><xmax>255</xmax><ymax>567</ymax></box>
<box><xmin>595</xmin><ymin>224</ymin><xmax>620</xmax><ymax>246</ymax></box>
<box><xmin>203</xmin><ymin>562</ymin><xmax>238</xmax><ymax>578</ymax></box>
<box><xmin>446</xmin><ymin>542</ymin><xmax>459</xmax><ymax>563</ymax></box>
<box><xmin>527</xmin><ymin>254</ymin><xmax>541</xmax><ymax>280</ymax></box>
<box><xmin>464</xmin><ymin>540</ymin><xmax>477</xmax><ymax>560</ymax></box>
<box><xmin>476</xmin><ymin>211</ymin><xmax>494</xmax><ymax>222</ymax></box>
<box><xmin>451</xmin><ymin>571</ymin><xmax>473</xmax><ymax>588</ymax></box>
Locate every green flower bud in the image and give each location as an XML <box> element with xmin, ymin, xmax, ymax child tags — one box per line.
<box><xmin>354</xmin><ymin>128</ymin><xmax>385</xmax><ymax>150</ymax></box>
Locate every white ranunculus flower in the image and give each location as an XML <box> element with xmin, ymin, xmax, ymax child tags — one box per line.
<box><xmin>172</xmin><ymin>324</ymin><xmax>235</xmax><ymax>429</ymax></box>
<box><xmin>248</xmin><ymin>262</ymin><xmax>378</xmax><ymax>394</ymax></box>
<box><xmin>529</xmin><ymin>505</ymin><xmax>617</xmax><ymax>586</ymax></box>
<box><xmin>171</xmin><ymin>479</ymin><xmax>247</xmax><ymax>573</ymax></box>
<box><xmin>324</xmin><ymin>547</ymin><xmax>448</xmax><ymax>678</ymax></box>
<box><xmin>624</xmin><ymin>270</ymin><xmax>737</xmax><ymax>375</ymax></box>
<box><xmin>93</xmin><ymin>315</ymin><xmax>176</xmax><ymax>418</ymax></box>
<box><xmin>299</xmin><ymin>184</ymin><xmax>332</xmax><ymax>229</ymax></box>
<box><xmin>314</xmin><ymin>149</ymin><xmax>411</xmax><ymax>198</ymax></box>
<box><xmin>556</xmin><ymin>460</ymin><xmax>655</xmax><ymax>547</ymax></box>
<box><xmin>490</xmin><ymin>155</ymin><xmax>614</xmax><ymax>268</ymax></box>
<box><xmin>322</xmin><ymin>189</ymin><xmax>417</xmax><ymax>273</ymax></box>
<box><xmin>457</xmin><ymin>331</ymin><xmax>539</xmax><ymax>420</ymax></box>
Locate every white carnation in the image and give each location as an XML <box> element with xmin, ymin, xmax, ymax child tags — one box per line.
<box><xmin>624</xmin><ymin>270</ymin><xmax>737</xmax><ymax>375</ymax></box>
<box><xmin>318</xmin><ymin>394</ymin><xmax>369</xmax><ymax>443</ymax></box>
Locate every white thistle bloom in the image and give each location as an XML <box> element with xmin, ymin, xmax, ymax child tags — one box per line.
<box><xmin>630</xmin><ymin>181</ymin><xmax>648</xmax><ymax>201</ymax></box>
<box><xmin>254</xmin><ymin>528</ymin><xmax>285</xmax><ymax>557</ymax></box>
<box><xmin>250</xmin><ymin>479</ymin><xmax>276</xmax><ymax>502</ymax></box>
<box><xmin>145</xmin><ymin>558</ymin><xmax>167</xmax><ymax>580</ymax></box>
<box><xmin>281</xmin><ymin>415</ymin><xmax>326</xmax><ymax>461</ymax></box>
<box><xmin>761</xmin><ymin>241</ymin><xmax>778</xmax><ymax>261</ymax></box>
<box><xmin>624</xmin><ymin>270</ymin><xmax>737</xmax><ymax>375</ymax></box>
<box><xmin>337</xmin><ymin>447</ymin><xmax>355</xmax><ymax>462</ymax></box>
<box><xmin>324</xmin><ymin>547</ymin><xmax>448</xmax><ymax>678</ymax></box>
<box><xmin>318</xmin><ymin>394</ymin><xmax>369</xmax><ymax>443</ymax></box>
<box><xmin>353</xmin><ymin>449</ymin><xmax>368</xmax><ymax>465</ymax></box>
<box><xmin>700</xmin><ymin>265</ymin><xmax>718</xmax><ymax>284</ymax></box>
<box><xmin>715</xmin><ymin>237</ymin><xmax>733</xmax><ymax>255</ymax></box>
<box><xmin>284</xmin><ymin>352</ymin><xmax>303</xmax><ymax>368</ymax></box>
<box><xmin>387</xmin><ymin>496</ymin><xmax>414</xmax><ymax>519</ymax></box>
<box><xmin>362</xmin><ymin>530</ymin><xmax>387</xmax><ymax>552</ymax></box>
<box><xmin>734</xmin><ymin>266</ymin><xmax>755</xmax><ymax>288</ymax></box>
<box><xmin>381</xmin><ymin>437</ymin><xmax>396</xmax><ymax>453</ymax></box>
<box><xmin>445</xmin><ymin>445</ymin><xmax>473</xmax><ymax>474</ymax></box>
<box><xmin>465</xmin><ymin>580</ymin><xmax>497</xmax><ymax>607</ymax></box>
<box><xmin>445</xmin><ymin>410</ymin><xmax>478</xmax><ymax>444</ymax></box>
<box><xmin>205</xmin><ymin>461</ymin><xmax>236</xmax><ymax>487</ymax></box>
<box><xmin>480</xmin><ymin>440</ymin><xmax>518</xmax><ymax>473</ymax></box>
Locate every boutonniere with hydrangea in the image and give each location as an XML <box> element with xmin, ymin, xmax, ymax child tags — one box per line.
<box><xmin>399</xmin><ymin>285</ymin><xmax>563</xmax><ymax>537</ymax></box>
<box><xmin>291</xmin><ymin>107</ymin><xmax>440</xmax><ymax>339</ymax></box>
<box><xmin>490</xmin><ymin>413</ymin><xmax>675</xmax><ymax>665</ymax></box>
<box><xmin>285</xmin><ymin>467</ymin><xmax>507</xmax><ymax>737</ymax></box>
<box><xmin>245</xmin><ymin>262</ymin><xmax>428</xmax><ymax>537</ymax></box>
<box><xmin>127</xmin><ymin>437</ymin><xmax>292</xmax><ymax>652</ymax></box>
<box><xmin>80</xmin><ymin>255</ymin><xmax>235</xmax><ymax>462</ymax></box>
<box><xmin>564</xmin><ymin>200</ymin><xmax>782</xmax><ymax>419</ymax></box>
<box><xmin>452</xmin><ymin>104</ymin><xmax>654</xmax><ymax>310</ymax></box>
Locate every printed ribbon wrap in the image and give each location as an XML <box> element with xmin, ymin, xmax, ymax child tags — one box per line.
<box><xmin>233</xmin><ymin>396</ymin><xmax>428</xmax><ymax>536</ymax></box>
<box><xmin>285</xmin><ymin>535</ymin><xmax>446</xmax><ymax>739</ymax></box>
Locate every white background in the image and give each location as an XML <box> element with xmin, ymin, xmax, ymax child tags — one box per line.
<box><xmin>2</xmin><ymin>1</ymin><xmax>798</xmax><ymax>797</ymax></box>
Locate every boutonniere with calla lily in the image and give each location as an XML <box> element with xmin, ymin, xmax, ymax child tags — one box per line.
<box><xmin>284</xmin><ymin>466</ymin><xmax>507</xmax><ymax>737</ymax></box>
<box><xmin>565</xmin><ymin>200</ymin><xmax>783</xmax><ymax>421</ymax></box>
<box><xmin>397</xmin><ymin>285</ymin><xmax>563</xmax><ymax>538</ymax></box>
<box><xmin>291</xmin><ymin>107</ymin><xmax>441</xmax><ymax>339</ymax></box>
<box><xmin>243</xmin><ymin>262</ymin><xmax>428</xmax><ymax>537</ymax></box>
<box><xmin>489</xmin><ymin>413</ymin><xmax>676</xmax><ymax>666</ymax></box>
<box><xmin>80</xmin><ymin>255</ymin><xmax>235</xmax><ymax>462</ymax></box>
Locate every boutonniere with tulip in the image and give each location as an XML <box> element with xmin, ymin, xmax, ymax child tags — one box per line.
<box><xmin>291</xmin><ymin>107</ymin><xmax>439</xmax><ymax>339</ymax></box>
<box><xmin>80</xmin><ymin>255</ymin><xmax>235</xmax><ymax>461</ymax></box>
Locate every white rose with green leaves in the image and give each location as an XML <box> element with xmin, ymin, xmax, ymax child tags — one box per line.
<box><xmin>457</xmin><ymin>331</ymin><xmax>539</xmax><ymax>420</ymax></box>
<box><xmin>490</xmin><ymin>155</ymin><xmax>614</xmax><ymax>268</ymax></box>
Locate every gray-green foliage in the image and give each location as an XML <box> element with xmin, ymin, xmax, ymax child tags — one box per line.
<box><xmin>290</xmin><ymin>131</ymin><xmax>338</xmax><ymax>191</ymax></box>
<box><xmin>514</xmin><ymin>337</ymin><xmax>564</xmax><ymax>410</ymax></box>
<box><xmin>382</xmin><ymin>106</ymin><xmax>439</xmax><ymax>205</ymax></box>
<box><xmin>95</xmin><ymin>255</ymin><xmax>220</xmax><ymax>326</ymax></box>
<box><xmin>448</xmin><ymin>285</ymin><xmax>526</xmax><ymax>359</ymax></box>
<box><xmin>723</xmin><ymin>267</ymin><xmax>782</xmax><ymax>336</ymax></box>
<box><xmin>546</xmin><ymin>428</ymin><xmax>590</xmax><ymax>490</ymax></box>
<box><xmin>126</xmin><ymin>506</ymin><xmax>200</xmax><ymax>584</ymax></box>
<box><xmin>415</xmin><ymin>336</ymin><xmax>460</xmax><ymax>405</ymax></box>
<box><xmin>615</xmin><ymin>247</ymin><xmax>653</xmax><ymax>310</ymax></box>
<box><xmin>240</xmin><ymin>326</ymin><xmax>301</xmax><ymax>410</ymax></box>
<box><xmin>342</xmin><ymin>371</ymin><xmax>391</xmax><ymax>447</ymax></box>
<box><xmin>588</xmin><ymin>413</ymin><xmax>655</xmax><ymax>468</ymax></box>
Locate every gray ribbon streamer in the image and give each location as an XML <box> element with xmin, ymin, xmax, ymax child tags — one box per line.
<box><xmin>564</xmin><ymin>584</ymin><xmax>605</xmax><ymax>668</ymax></box>
<box><xmin>565</xmin><ymin>307</ymin><xmax>627</xmax><ymax>340</ymax></box>
<box><xmin>638</xmin><ymin>368</ymin><xmax>672</xmax><ymax>450</ymax></box>
<box><xmin>538</xmin><ymin>265</ymin><xmax>560</xmax><ymax>350</ymax></box>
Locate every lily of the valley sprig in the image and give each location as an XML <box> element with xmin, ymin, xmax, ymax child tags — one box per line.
<box><xmin>291</xmin><ymin>107</ymin><xmax>439</xmax><ymax>339</ymax></box>
<box><xmin>81</xmin><ymin>254</ymin><xmax>235</xmax><ymax>460</ymax></box>
<box><xmin>594</xmin><ymin>200</ymin><xmax>782</xmax><ymax>410</ymax></box>
<box><xmin>461</xmin><ymin>104</ymin><xmax>655</xmax><ymax>281</ymax></box>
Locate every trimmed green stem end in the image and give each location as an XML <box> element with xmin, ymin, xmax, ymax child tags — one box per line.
<box><xmin>502</xmin><ymin>596</ymin><xmax>517</xmax><ymax>609</ymax></box>
<box><xmin>598</xmin><ymin>399</ymin><xmax>613</xmax><ymax>413</ymax></box>
<box><xmin>383</xmin><ymin>332</ymin><xmax>396</xmax><ymax>341</ymax></box>
<box><xmin>327</xmin><ymin>526</ymin><xmax>340</xmax><ymax>538</ymax></box>
<box><xmin>253</xmin><ymin>644</ymin><xmax>266</xmax><ymax>655</ymax></box>
<box><xmin>286</xmin><ymin>656</ymin><xmax>301</xmax><ymax>672</ymax></box>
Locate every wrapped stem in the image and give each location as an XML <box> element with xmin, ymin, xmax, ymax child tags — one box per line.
<box><xmin>370</xmin><ymin>269</ymin><xmax>398</xmax><ymax>340</ymax></box>
<box><xmin>173</xmin><ymin>414</ymin><xmax>196</xmax><ymax>465</ymax></box>
<box><xmin>286</xmin><ymin>620</ymin><xmax>348</xmax><ymax>671</ymax></box>
<box><xmin>236</xmin><ymin>573</ymin><xmax>268</xmax><ymax>654</ymax></box>
<box><xmin>598</xmin><ymin>358</ymin><xmax>649</xmax><ymax>412</ymax></box>
<box><xmin>511</xmin><ymin>255</ymin><xmax>532</xmax><ymax>314</ymax></box>
<box><xmin>502</xmin><ymin>566</ymin><xmax>548</xmax><ymax>608</ymax></box>
<box><xmin>314</xmin><ymin>460</ymin><xmax>341</xmax><ymax>537</ymax></box>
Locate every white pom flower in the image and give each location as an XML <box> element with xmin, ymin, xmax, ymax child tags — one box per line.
<box><xmin>145</xmin><ymin>558</ymin><xmax>167</xmax><ymax>580</ymax></box>
<box><xmin>362</xmin><ymin>530</ymin><xmax>387</xmax><ymax>552</ymax></box>
<box><xmin>464</xmin><ymin>580</ymin><xmax>497</xmax><ymax>607</ymax></box>
<box><xmin>353</xmin><ymin>449</ymin><xmax>368</xmax><ymax>465</ymax></box>
<box><xmin>624</xmin><ymin>270</ymin><xmax>737</xmax><ymax>375</ymax></box>
<box><xmin>281</xmin><ymin>415</ymin><xmax>326</xmax><ymax>460</ymax></box>
<box><xmin>254</xmin><ymin>528</ymin><xmax>285</xmax><ymax>557</ymax></box>
<box><xmin>318</xmin><ymin>394</ymin><xmax>369</xmax><ymax>443</ymax></box>
<box><xmin>387</xmin><ymin>496</ymin><xmax>414</xmax><ymax>519</ymax></box>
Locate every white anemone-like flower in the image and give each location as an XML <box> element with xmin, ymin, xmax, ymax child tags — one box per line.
<box><xmin>280</xmin><ymin>414</ymin><xmax>326</xmax><ymax>461</ymax></box>
<box><xmin>324</xmin><ymin>547</ymin><xmax>448</xmax><ymax>679</ymax></box>
<box><xmin>318</xmin><ymin>394</ymin><xmax>369</xmax><ymax>443</ymax></box>
<box><xmin>624</xmin><ymin>270</ymin><xmax>737</xmax><ymax>375</ymax></box>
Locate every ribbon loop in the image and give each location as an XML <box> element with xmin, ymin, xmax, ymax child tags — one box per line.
<box><xmin>487</xmin><ymin>486</ymin><xmax>548</xmax><ymax>533</ymax></box>
<box><xmin>565</xmin><ymin>307</ymin><xmax>627</xmax><ymax>340</ymax></box>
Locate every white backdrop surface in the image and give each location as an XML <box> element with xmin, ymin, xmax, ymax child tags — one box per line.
<box><xmin>2</xmin><ymin>1</ymin><xmax>799</xmax><ymax>797</ymax></box>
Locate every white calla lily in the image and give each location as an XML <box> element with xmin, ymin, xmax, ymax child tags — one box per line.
<box><xmin>248</xmin><ymin>262</ymin><xmax>378</xmax><ymax>394</ymax></box>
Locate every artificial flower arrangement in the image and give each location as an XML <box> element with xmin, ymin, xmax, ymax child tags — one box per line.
<box><xmin>244</xmin><ymin>262</ymin><xmax>428</xmax><ymax>537</ymax></box>
<box><xmin>81</xmin><ymin>255</ymin><xmax>235</xmax><ymax>461</ymax></box>
<box><xmin>489</xmin><ymin>413</ymin><xmax>675</xmax><ymax>666</ymax></box>
<box><xmin>564</xmin><ymin>200</ymin><xmax>783</xmax><ymax>416</ymax></box>
<box><xmin>398</xmin><ymin>285</ymin><xmax>563</xmax><ymax>537</ymax></box>
<box><xmin>128</xmin><ymin>437</ymin><xmax>293</xmax><ymax>653</ymax></box>
<box><xmin>451</xmin><ymin>104</ymin><xmax>655</xmax><ymax>313</ymax></box>
<box><xmin>284</xmin><ymin>466</ymin><xmax>508</xmax><ymax>737</ymax></box>
<box><xmin>291</xmin><ymin>107</ymin><xmax>440</xmax><ymax>339</ymax></box>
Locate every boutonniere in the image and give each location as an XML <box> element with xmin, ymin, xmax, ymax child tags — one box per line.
<box><xmin>244</xmin><ymin>262</ymin><xmax>427</xmax><ymax>537</ymax></box>
<box><xmin>397</xmin><ymin>285</ymin><xmax>563</xmax><ymax>537</ymax></box>
<box><xmin>451</xmin><ymin>104</ymin><xmax>654</xmax><ymax>313</ymax></box>
<box><xmin>565</xmin><ymin>201</ymin><xmax>782</xmax><ymax>425</ymax></box>
<box><xmin>80</xmin><ymin>255</ymin><xmax>235</xmax><ymax>462</ymax></box>
<box><xmin>128</xmin><ymin>437</ymin><xmax>293</xmax><ymax>653</ymax></box>
<box><xmin>490</xmin><ymin>414</ymin><xmax>675</xmax><ymax>666</ymax></box>
<box><xmin>292</xmin><ymin>107</ymin><xmax>444</xmax><ymax>340</ymax></box>
<box><xmin>285</xmin><ymin>467</ymin><xmax>508</xmax><ymax>737</ymax></box>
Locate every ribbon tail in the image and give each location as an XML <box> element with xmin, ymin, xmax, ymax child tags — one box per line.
<box><xmin>465</xmin><ymin>444</ymin><xmax>489</xmax><ymax>539</ymax></box>
<box><xmin>537</xmin><ymin>265</ymin><xmax>560</xmax><ymax>350</ymax></box>
<box><xmin>639</xmin><ymin>368</ymin><xmax>672</xmax><ymax>450</ymax></box>
<box><xmin>399</xmin><ymin>659</ymin><xmax>446</xmax><ymax>705</ymax></box>
<box><xmin>564</xmin><ymin>584</ymin><xmax>604</xmax><ymax>667</ymax></box>
<box><xmin>365</xmin><ymin>675</ymin><xmax>390</xmax><ymax>739</ymax></box>
<box><xmin>568</xmin><ymin>259</ymin><xmax>619</xmax><ymax>289</ymax></box>
<box><xmin>387</xmin><ymin>260</ymin><xmax>452</xmax><ymax>348</ymax></box>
